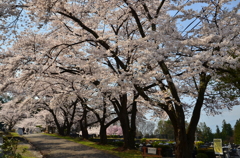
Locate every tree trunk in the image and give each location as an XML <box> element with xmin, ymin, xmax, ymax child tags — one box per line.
<box><xmin>66</xmin><ymin>99</ymin><xmax>77</xmax><ymax>136</ymax></box>
<box><xmin>8</xmin><ymin>122</ymin><xmax>14</xmax><ymax>131</ymax></box>
<box><xmin>173</xmin><ymin>73</ymin><xmax>210</xmax><ymax>158</ymax></box>
<box><xmin>119</xmin><ymin>105</ymin><xmax>132</xmax><ymax>149</ymax></box>
<box><xmin>110</xmin><ymin>93</ymin><xmax>137</xmax><ymax>150</ymax></box>
<box><xmin>49</xmin><ymin>109</ymin><xmax>65</xmax><ymax>135</ymax></box>
<box><xmin>129</xmin><ymin>97</ymin><xmax>137</xmax><ymax>149</ymax></box>
<box><xmin>66</xmin><ymin>124</ymin><xmax>72</xmax><ymax>136</ymax></box>
<box><xmin>119</xmin><ymin>94</ymin><xmax>132</xmax><ymax>149</ymax></box>
<box><xmin>87</xmin><ymin>93</ymin><xmax>119</xmax><ymax>145</ymax></box>
<box><xmin>173</xmin><ymin>125</ymin><xmax>195</xmax><ymax>158</ymax></box>
<box><xmin>80</xmin><ymin>120</ymin><xmax>88</xmax><ymax>139</ymax></box>
<box><xmin>99</xmin><ymin>126</ymin><xmax>107</xmax><ymax>144</ymax></box>
<box><xmin>120</xmin><ymin>119</ymin><xmax>130</xmax><ymax>149</ymax></box>
<box><xmin>58</xmin><ymin>126</ymin><xmax>65</xmax><ymax>136</ymax></box>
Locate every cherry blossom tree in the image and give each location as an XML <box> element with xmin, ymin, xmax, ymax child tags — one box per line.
<box><xmin>0</xmin><ymin>1</ymin><xmax>240</xmax><ymax>157</ymax></box>
<box><xmin>0</xmin><ymin>29</ymin><xmax>119</xmax><ymax>139</ymax></box>
<box><xmin>85</xmin><ymin>93</ymin><xmax>119</xmax><ymax>144</ymax></box>
<box><xmin>0</xmin><ymin>96</ymin><xmax>29</xmax><ymax>130</ymax></box>
<box><xmin>15</xmin><ymin>110</ymin><xmax>48</xmax><ymax>134</ymax></box>
<box><xmin>0</xmin><ymin>0</ymin><xmax>140</xmax><ymax>149</ymax></box>
<box><xmin>107</xmin><ymin>125</ymin><xmax>123</xmax><ymax>136</ymax></box>
<box><xmin>30</xmin><ymin>80</ymin><xmax>85</xmax><ymax>136</ymax></box>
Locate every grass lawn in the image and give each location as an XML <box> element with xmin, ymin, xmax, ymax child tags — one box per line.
<box><xmin>44</xmin><ymin>133</ymin><xmax>143</xmax><ymax>158</ymax></box>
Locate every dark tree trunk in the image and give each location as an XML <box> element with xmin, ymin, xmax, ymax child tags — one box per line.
<box><xmin>80</xmin><ymin>119</ymin><xmax>89</xmax><ymax>139</ymax></box>
<box><xmin>98</xmin><ymin>117</ymin><xmax>119</xmax><ymax>145</ymax></box>
<box><xmin>87</xmin><ymin>93</ymin><xmax>119</xmax><ymax>145</ymax></box>
<box><xmin>8</xmin><ymin>122</ymin><xmax>14</xmax><ymax>131</ymax></box>
<box><xmin>64</xmin><ymin>99</ymin><xmax>78</xmax><ymax>136</ymax></box>
<box><xmin>109</xmin><ymin>93</ymin><xmax>138</xmax><ymax>150</ymax></box>
<box><xmin>129</xmin><ymin>98</ymin><xmax>137</xmax><ymax>149</ymax></box>
<box><xmin>78</xmin><ymin>99</ymin><xmax>90</xmax><ymax>139</ymax></box>
<box><xmin>79</xmin><ymin>107</ymin><xmax>89</xmax><ymax>139</ymax></box>
<box><xmin>49</xmin><ymin>109</ymin><xmax>65</xmax><ymax>135</ymax></box>
<box><xmin>58</xmin><ymin>126</ymin><xmax>65</xmax><ymax>136</ymax></box>
<box><xmin>165</xmin><ymin>72</ymin><xmax>210</xmax><ymax>158</ymax></box>
<box><xmin>173</xmin><ymin>122</ymin><xmax>195</xmax><ymax>158</ymax></box>
<box><xmin>99</xmin><ymin>126</ymin><xmax>107</xmax><ymax>144</ymax></box>
<box><xmin>135</xmin><ymin>64</ymin><xmax>211</xmax><ymax>158</ymax></box>
<box><xmin>66</xmin><ymin>124</ymin><xmax>72</xmax><ymax>136</ymax></box>
<box><xmin>164</xmin><ymin>102</ymin><xmax>197</xmax><ymax>158</ymax></box>
<box><xmin>119</xmin><ymin>96</ymin><xmax>130</xmax><ymax>149</ymax></box>
<box><xmin>121</xmin><ymin>123</ymin><xmax>130</xmax><ymax>149</ymax></box>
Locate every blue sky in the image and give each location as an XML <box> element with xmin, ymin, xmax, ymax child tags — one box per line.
<box><xmin>199</xmin><ymin>105</ymin><xmax>240</xmax><ymax>132</ymax></box>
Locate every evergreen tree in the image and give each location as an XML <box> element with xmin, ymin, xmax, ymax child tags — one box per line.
<box><xmin>221</xmin><ymin>120</ymin><xmax>233</xmax><ymax>143</ymax></box>
<box><xmin>234</xmin><ymin>119</ymin><xmax>240</xmax><ymax>144</ymax></box>
<box><xmin>215</xmin><ymin>125</ymin><xmax>221</xmax><ymax>139</ymax></box>
<box><xmin>154</xmin><ymin>119</ymin><xmax>174</xmax><ymax>140</ymax></box>
<box><xmin>197</xmin><ymin>122</ymin><xmax>213</xmax><ymax>142</ymax></box>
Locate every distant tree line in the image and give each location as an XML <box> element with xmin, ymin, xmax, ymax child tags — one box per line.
<box><xmin>154</xmin><ymin>119</ymin><xmax>240</xmax><ymax>144</ymax></box>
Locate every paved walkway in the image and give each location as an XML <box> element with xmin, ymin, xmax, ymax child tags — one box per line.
<box><xmin>24</xmin><ymin>133</ymin><xmax>119</xmax><ymax>158</ymax></box>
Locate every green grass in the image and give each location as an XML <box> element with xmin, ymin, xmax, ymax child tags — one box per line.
<box><xmin>17</xmin><ymin>144</ymin><xmax>38</xmax><ymax>158</ymax></box>
<box><xmin>75</xmin><ymin>140</ymin><xmax>142</xmax><ymax>158</ymax></box>
<box><xmin>44</xmin><ymin>133</ymin><xmax>143</xmax><ymax>158</ymax></box>
<box><xmin>10</xmin><ymin>132</ymin><xmax>21</xmax><ymax>137</ymax></box>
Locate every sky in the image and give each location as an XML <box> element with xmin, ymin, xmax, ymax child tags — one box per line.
<box><xmin>199</xmin><ymin>105</ymin><xmax>240</xmax><ymax>132</ymax></box>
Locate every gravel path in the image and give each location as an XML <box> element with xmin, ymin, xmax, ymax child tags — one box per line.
<box><xmin>24</xmin><ymin>133</ymin><xmax>120</xmax><ymax>158</ymax></box>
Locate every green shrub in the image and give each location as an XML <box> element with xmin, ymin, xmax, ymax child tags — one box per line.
<box><xmin>108</xmin><ymin>140</ymin><xmax>124</xmax><ymax>147</ymax></box>
<box><xmin>197</xmin><ymin>148</ymin><xmax>215</xmax><ymax>158</ymax></box>
<box><xmin>152</xmin><ymin>142</ymin><xmax>173</xmax><ymax>157</ymax></box>
<box><xmin>140</xmin><ymin>138</ymin><xmax>147</xmax><ymax>144</ymax></box>
<box><xmin>107</xmin><ymin>135</ymin><xmax>119</xmax><ymax>138</ymax></box>
<box><xmin>2</xmin><ymin>136</ymin><xmax>26</xmax><ymax>158</ymax></box>
<box><xmin>113</xmin><ymin>141</ymin><xmax>124</xmax><ymax>147</ymax></box>
<box><xmin>196</xmin><ymin>153</ymin><xmax>208</xmax><ymax>158</ymax></box>
<box><xmin>166</xmin><ymin>141</ymin><xmax>175</xmax><ymax>144</ymax></box>
<box><xmin>152</xmin><ymin>141</ymin><xmax>160</xmax><ymax>147</ymax></box>
<box><xmin>135</xmin><ymin>143</ymin><xmax>140</xmax><ymax>148</ymax></box>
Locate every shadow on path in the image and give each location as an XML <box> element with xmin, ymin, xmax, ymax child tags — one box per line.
<box><xmin>24</xmin><ymin>133</ymin><xmax>120</xmax><ymax>158</ymax></box>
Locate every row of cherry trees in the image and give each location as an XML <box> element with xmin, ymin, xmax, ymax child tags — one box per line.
<box><xmin>0</xmin><ymin>1</ymin><xmax>240</xmax><ymax>158</ymax></box>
